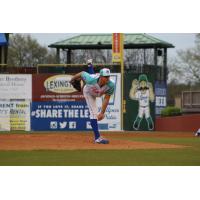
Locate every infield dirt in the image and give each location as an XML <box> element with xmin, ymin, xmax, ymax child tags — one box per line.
<box><xmin>0</xmin><ymin>132</ymin><xmax>191</xmax><ymax>150</ymax></box>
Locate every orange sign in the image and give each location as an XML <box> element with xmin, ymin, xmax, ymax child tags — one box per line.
<box><xmin>112</xmin><ymin>33</ymin><xmax>124</xmax><ymax>63</ymax></box>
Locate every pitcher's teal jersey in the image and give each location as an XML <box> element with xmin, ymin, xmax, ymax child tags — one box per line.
<box><xmin>81</xmin><ymin>72</ymin><xmax>115</xmax><ymax>97</ymax></box>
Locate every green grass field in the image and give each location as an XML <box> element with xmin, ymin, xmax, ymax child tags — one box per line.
<box><xmin>0</xmin><ymin>135</ymin><xmax>200</xmax><ymax>166</ymax></box>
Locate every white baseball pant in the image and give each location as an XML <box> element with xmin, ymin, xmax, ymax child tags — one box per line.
<box><xmin>83</xmin><ymin>86</ymin><xmax>98</xmax><ymax>119</ymax></box>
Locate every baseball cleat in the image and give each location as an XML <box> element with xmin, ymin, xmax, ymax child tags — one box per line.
<box><xmin>95</xmin><ymin>137</ymin><xmax>109</xmax><ymax>144</ymax></box>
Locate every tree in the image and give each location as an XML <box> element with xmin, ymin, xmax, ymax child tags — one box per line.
<box><xmin>168</xmin><ymin>34</ymin><xmax>200</xmax><ymax>85</ymax></box>
<box><xmin>124</xmin><ymin>49</ymin><xmax>154</xmax><ymax>67</ymax></box>
<box><xmin>62</xmin><ymin>48</ymin><xmax>155</xmax><ymax>68</ymax></box>
<box><xmin>167</xmin><ymin>57</ymin><xmax>184</xmax><ymax>84</ymax></box>
<box><xmin>69</xmin><ymin>49</ymin><xmax>111</xmax><ymax>64</ymax></box>
<box><xmin>8</xmin><ymin>34</ymin><xmax>56</xmax><ymax>67</ymax></box>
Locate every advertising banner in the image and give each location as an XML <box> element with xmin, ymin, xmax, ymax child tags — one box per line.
<box><xmin>124</xmin><ymin>73</ymin><xmax>155</xmax><ymax>131</ymax></box>
<box><xmin>31</xmin><ymin>101</ymin><xmax>89</xmax><ymax>131</ymax></box>
<box><xmin>0</xmin><ymin>100</ymin><xmax>31</xmax><ymax>131</ymax></box>
<box><xmin>10</xmin><ymin>100</ymin><xmax>31</xmax><ymax>131</ymax></box>
<box><xmin>0</xmin><ymin>100</ymin><xmax>10</xmax><ymax>131</ymax></box>
<box><xmin>112</xmin><ymin>33</ymin><xmax>124</xmax><ymax>63</ymax></box>
<box><xmin>155</xmin><ymin>81</ymin><xmax>167</xmax><ymax>115</ymax></box>
<box><xmin>96</xmin><ymin>73</ymin><xmax>121</xmax><ymax>130</ymax></box>
<box><xmin>0</xmin><ymin>75</ymin><xmax>32</xmax><ymax>100</ymax></box>
<box><xmin>32</xmin><ymin>74</ymin><xmax>84</xmax><ymax>102</ymax></box>
<box><xmin>31</xmin><ymin>74</ymin><xmax>121</xmax><ymax>131</ymax></box>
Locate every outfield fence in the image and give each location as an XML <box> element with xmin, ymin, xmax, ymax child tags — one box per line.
<box><xmin>0</xmin><ymin>63</ymin><xmax>169</xmax><ymax>132</ymax></box>
<box><xmin>0</xmin><ymin>73</ymin><xmax>121</xmax><ymax>132</ymax></box>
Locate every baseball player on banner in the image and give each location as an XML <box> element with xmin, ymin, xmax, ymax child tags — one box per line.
<box><xmin>70</xmin><ymin>59</ymin><xmax>115</xmax><ymax>144</ymax></box>
<box><xmin>129</xmin><ymin>74</ymin><xmax>155</xmax><ymax>130</ymax></box>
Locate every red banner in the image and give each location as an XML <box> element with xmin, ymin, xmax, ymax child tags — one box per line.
<box><xmin>32</xmin><ymin>74</ymin><xmax>84</xmax><ymax>102</ymax></box>
<box><xmin>112</xmin><ymin>33</ymin><xmax>123</xmax><ymax>63</ymax></box>
<box><xmin>112</xmin><ymin>33</ymin><xmax>121</xmax><ymax>53</ymax></box>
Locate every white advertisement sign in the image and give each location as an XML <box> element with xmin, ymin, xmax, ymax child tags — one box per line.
<box><xmin>0</xmin><ymin>100</ymin><xmax>31</xmax><ymax>131</ymax></box>
<box><xmin>10</xmin><ymin>100</ymin><xmax>31</xmax><ymax>131</ymax></box>
<box><xmin>96</xmin><ymin>73</ymin><xmax>121</xmax><ymax>131</ymax></box>
<box><xmin>0</xmin><ymin>75</ymin><xmax>32</xmax><ymax>99</ymax></box>
<box><xmin>0</xmin><ymin>100</ymin><xmax>10</xmax><ymax>131</ymax></box>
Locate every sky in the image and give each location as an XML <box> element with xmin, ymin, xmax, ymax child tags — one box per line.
<box><xmin>29</xmin><ymin>33</ymin><xmax>197</xmax><ymax>58</ymax></box>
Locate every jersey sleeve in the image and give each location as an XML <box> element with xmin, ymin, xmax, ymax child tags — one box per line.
<box><xmin>81</xmin><ymin>71</ymin><xmax>94</xmax><ymax>84</ymax></box>
<box><xmin>106</xmin><ymin>80</ymin><xmax>115</xmax><ymax>95</ymax></box>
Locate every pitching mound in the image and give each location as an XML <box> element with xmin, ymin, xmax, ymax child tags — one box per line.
<box><xmin>0</xmin><ymin>132</ymin><xmax>189</xmax><ymax>150</ymax></box>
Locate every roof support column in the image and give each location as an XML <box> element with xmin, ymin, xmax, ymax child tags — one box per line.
<box><xmin>163</xmin><ymin>48</ymin><xmax>167</xmax><ymax>82</ymax></box>
<box><xmin>0</xmin><ymin>47</ymin><xmax>2</xmax><ymax>63</ymax></box>
<box><xmin>56</xmin><ymin>48</ymin><xmax>60</xmax><ymax>63</ymax></box>
<box><xmin>67</xmin><ymin>49</ymin><xmax>71</xmax><ymax>64</ymax></box>
<box><xmin>144</xmin><ymin>49</ymin><xmax>146</xmax><ymax>65</ymax></box>
<box><xmin>4</xmin><ymin>33</ymin><xmax>9</xmax><ymax>64</ymax></box>
<box><xmin>0</xmin><ymin>47</ymin><xmax>5</xmax><ymax>64</ymax></box>
<box><xmin>154</xmin><ymin>47</ymin><xmax>164</xmax><ymax>82</ymax></box>
<box><xmin>154</xmin><ymin>47</ymin><xmax>158</xmax><ymax>80</ymax></box>
<box><xmin>154</xmin><ymin>47</ymin><xmax>158</xmax><ymax>67</ymax></box>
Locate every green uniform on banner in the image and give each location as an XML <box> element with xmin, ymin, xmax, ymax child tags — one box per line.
<box><xmin>124</xmin><ymin>72</ymin><xmax>155</xmax><ymax>131</ymax></box>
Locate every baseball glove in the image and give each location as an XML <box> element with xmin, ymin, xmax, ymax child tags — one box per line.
<box><xmin>70</xmin><ymin>79</ymin><xmax>82</xmax><ymax>92</ymax></box>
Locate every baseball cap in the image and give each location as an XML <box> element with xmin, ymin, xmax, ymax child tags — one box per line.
<box><xmin>100</xmin><ymin>68</ymin><xmax>110</xmax><ymax>77</ymax></box>
<box><xmin>139</xmin><ymin>74</ymin><xmax>148</xmax><ymax>82</ymax></box>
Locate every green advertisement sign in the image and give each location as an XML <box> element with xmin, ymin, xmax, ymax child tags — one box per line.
<box><xmin>124</xmin><ymin>72</ymin><xmax>155</xmax><ymax>131</ymax></box>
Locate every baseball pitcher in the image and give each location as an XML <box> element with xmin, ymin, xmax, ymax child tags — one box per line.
<box><xmin>70</xmin><ymin>61</ymin><xmax>115</xmax><ymax>144</ymax></box>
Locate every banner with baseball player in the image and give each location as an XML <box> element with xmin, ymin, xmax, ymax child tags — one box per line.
<box><xmin>96</xmin><ymin>73</ymin><xmax>121</xmax><ymax>131</ymax></box>
<box><xmin>124</xmin><ymin>72</ymin><xmax>155</xmax><ymax>131</ymax></box>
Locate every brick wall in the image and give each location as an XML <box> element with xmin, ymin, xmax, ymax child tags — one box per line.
<box><xmin>156</xmin><ymin>114</ymin><xmax>200</xmax><ymax>132</ymax></box>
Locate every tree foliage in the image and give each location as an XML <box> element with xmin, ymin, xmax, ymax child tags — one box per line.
<box><xmin>71</xmin><ymin>49</ymin><xmax>110</xmax><ymax>64</ymax></box>
<box><xmin>8</xmin><ymin>34</ymin><xmax>56</xmax><ymax>67</ymax></box>
<box><xmin>168</xmin><ymin>34</ymin><xmax>200</xmax><ymax>84</ymax></box>
<box><xmin>62</xmin><ymin>48</ymin><xmax>155</xmax><ymax>69</ymax></box>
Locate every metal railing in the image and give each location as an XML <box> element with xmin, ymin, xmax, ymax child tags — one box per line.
<box><xmin>36</xmin><ymin>63</ymin><xmax>121</xmax><ymax>74</ymax></box>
